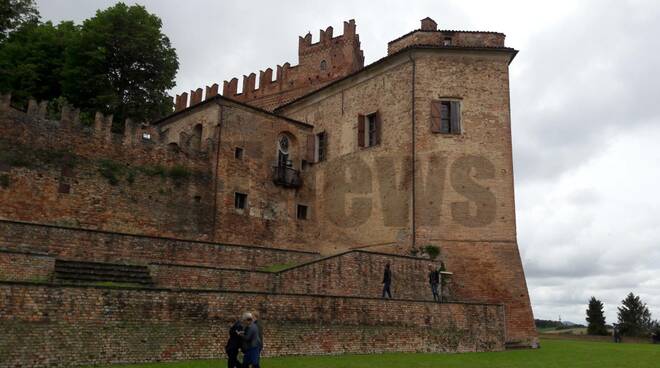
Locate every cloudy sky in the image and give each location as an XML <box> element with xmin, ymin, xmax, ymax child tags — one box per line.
<box><xmin>36</xmin><ymin>0</ymin><xmax>660</xmax><ymax>324</ymax></box>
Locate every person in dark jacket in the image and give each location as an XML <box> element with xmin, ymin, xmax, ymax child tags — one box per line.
<box><xmin>382</xmin><ymin>263</ymin><xmax>393</xmax><ymax>299</ymax></box>
<box><xmin>428</xmin><ymin>264</ymin><xmax>440</xmax><ymax>302</ymax></box>
<box><xmin>252</xmin><ymin>311</ymin><xmax>264</xmax><ymax>355</ymax></box>
<box><xmin>225</xmin><ymin>318</ymin><xmax>244</xmax><ymax>368</ymax></box>
<box><xmin>239</xmin><ymin>312</ymin><xmax>261</xmax><ymax>368</ymax></box>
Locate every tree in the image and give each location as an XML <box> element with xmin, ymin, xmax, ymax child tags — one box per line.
<box><xmin>62</xmin><ymin>2</ymin><xmax>178</xmax><ymax>127</ymax></box>
<box><xmin>585</xmin><ymin>297</ymin><xmax>608</xmax><ymax>335</ymax></box>
<box><xmin>0</xmin><ymin>0</ymin><xmax>39</xmax><ymax>42</ymax></box>
<box><xmin>617</xmin><ymin>292</ymin><xmax>653</xmax><ymax>337</ymax></box>
<box><xmin>0</xmin><ymin>21</ymin><xmax>78</xmax><ymax>105</ymax></box>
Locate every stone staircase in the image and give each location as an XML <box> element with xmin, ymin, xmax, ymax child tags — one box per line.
<box><xmin>54</xmin><ymin>259</ymin><xmax>154</xmax><ymax>287</ymax></box>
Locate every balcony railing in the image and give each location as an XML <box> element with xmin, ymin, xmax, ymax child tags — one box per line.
<box><xmin>272</xmin><ymin>165</ymin><xmax>302</xmax><ymax>188</ymax></box>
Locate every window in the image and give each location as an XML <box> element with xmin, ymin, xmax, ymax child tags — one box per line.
<box><xmin>316</xmin><ymin>132</ymin><xmax>327</xmax><ymax>162</ymax></box>
<box><xmin>443</xmin><ymin>37</ymin><xmax>452</xmax><ymax>46</ymax></box>
<box><xmin>297</xmin><ymin>204</ymin><xmax>308</xmax><ymax>220</ymax></box>
<box><xmin>358</xmin><ymin>112</ymin><xmax>381</xmax><ymax>148</ymax></box>
<box><xmin>431</xmin><ymin>100</ymin><xmax>461</xmax><ymax>134</ymax></box>
<box><xmin>234</xmin><ymin>192</ymin><xmax>247</xmax><ymax>210</ymax></box>
<box><xmin>277</xmin><ymin>135</ymin><xmax>291</xmax><ymax>167</ymax></box>
<box><xmin>141</xmin><ymin>132</ymin><xmax>151</xmax><ymax>140</ymax></box>
<box><xmin>235</xmin><ymin>147</ymin><xmax>244</xmax><ymax>160</ymax></box>
<box><xmin>320</xmin><ymin>60</ymin><xmax>327</xmax><ymax>70</ymax></box>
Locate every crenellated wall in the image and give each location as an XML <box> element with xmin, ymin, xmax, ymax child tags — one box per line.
<box><xmin>172</xmin><ymin>20</ymin><xmax>364</xmax><ymax>112</ymax></box>
<box><xmin>0</xmin><ymin>94</ymin><xmax>216</xmax><ymax>240</ymax></box>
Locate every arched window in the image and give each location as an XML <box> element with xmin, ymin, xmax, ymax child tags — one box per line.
<box><xmin>277</xmin><ymin>135</ymin><xmax>291</xmax><ymax>167</ymax></box>
<box><xmin>320</xmin><ymin>60</ymin><xmax>327</xmax><ymax>71</ymax></box>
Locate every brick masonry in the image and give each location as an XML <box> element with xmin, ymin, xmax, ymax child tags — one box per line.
<box><xmin>150</xmin><ymin>250</ymin><xmax>453</xmax><ymax>301</ymax></box>
<box><xmin>0</xmin><ymin>249</ymin><xmax>54</xmax><ymax>283</ymax></box>
<box><xmin>0</xmin><ymin>17</ymin><xmax>538</xmax><ymax>365</ymax></box>
<box><xmin>0</xmin><ymin>220</ymin><xmax>318</xmax><ymax>270</ymax></box>
<box><xmin>0</xmin><ymin>282</ymin><xmax>505</xmax><ymax>368</ymax></box>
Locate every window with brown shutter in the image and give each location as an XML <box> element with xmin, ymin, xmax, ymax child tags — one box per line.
<box><xmin>317</xmin><ymin>131</ymin><xmax>327</xmax><ymax>162</ymax></box>
<box><xmin>358</xmin><ymin>112</ymin><xmax>382</xmax><ymax>148</ymax></box>
<box><xmin>431</xmin><ymin>100</ymin><xmax>461</xmax><ymax>134</ymax></box>
<box><xmin>306</xmin><ymin>134</ymin><xmax>316</xmax><ymax>163</ymax></box>
<box><xmin>358</xmin><ymin>114</ymin><xmax>365</xmax><ymax>148</ymax></box>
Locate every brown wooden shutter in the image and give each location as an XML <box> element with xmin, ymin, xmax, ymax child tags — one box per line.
<box><xmin>450</xmin><ymin>101</ymin><xmax>461</xmax><ymax>134</ymax></box>
<box><xmin>375</xmin><ymin>110</ymin><xmax>382</xmax><ymax>145</ymax></box>
<box><xmin>430</xmin><ymin>101</ymin><xmax>442</xmax><ymax>133</ymax></box>
<box><xmin>306</xmin><ymin>134</ymin><xmax>316</xmax><ymax>163</ymax></box>
<box><xmin>321</xmin><ymin>131</ymin><xmax>328</xmax><ymax>161</ymax></box>
<box><xmin>358</xmin><ymin>114</ymin><xmax>365</xmax><ymax>148</ymax></box>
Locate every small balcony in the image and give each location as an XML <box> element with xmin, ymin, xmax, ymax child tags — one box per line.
<box><xmin>272</xmin><ymin>165</ymin><xmax>302</xmax><ymax>188</ymax></box>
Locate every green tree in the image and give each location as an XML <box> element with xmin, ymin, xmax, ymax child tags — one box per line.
<box><xmin>0</xmin><ymin>0</ymin><xmax>39</xmax><ymax>42</ymax></box>
<box><xmin>617</xmin><ymin>292</ymin><xmax>653</xmax><ymax>337</ymax></box>
<box><xmin>0</xmin><ymin>21</ymin><xmax>78</xmax><ymax>105</ymax></box>
<box><xmin>585</xmin><ymin>297</ymin><xmax>608</xmax><ymax>335</ymax></box>
<box><xmin>62</xmin><ymin>2</ymin><xmax>178</xmax><ymax>128</ymax></box>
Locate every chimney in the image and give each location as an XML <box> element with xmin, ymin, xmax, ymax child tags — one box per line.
<box><xmin>421</xmin><ymin>17</ymin><xmax>437</xmax><ymax>31</ymax></box>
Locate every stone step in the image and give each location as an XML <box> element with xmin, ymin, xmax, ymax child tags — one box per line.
<box><xmin>55</xmin><ymin>266</ymin><xmax>150</xmax><ymax>278</ymax></box>
<box><xmin>56</xmin><ymin>273</ymin><xmax>154</xmax><ymax>286</ymax></box>
<box><xmin>56</xmin><ymin>260</ymin><xmax>149</xmax><ymax>272</ymax></box>
<box><xmin>54</xmin><ymin>259</ymin><xmax>154</xmax><ymax>286</ymax></box>
<box><xmin>55</xmin><ymin>270</ymin><xmax>152</xmax><ymax>282</ymax></box>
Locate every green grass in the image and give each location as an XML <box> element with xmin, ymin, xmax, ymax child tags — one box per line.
<box><xmin>89</xmin><ymin>338</ymin><xmax>659</xmax><ymax>368</ymax></box>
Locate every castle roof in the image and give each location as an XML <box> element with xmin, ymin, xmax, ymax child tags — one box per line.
<box><xmin>275</xmin><ymin>44</ymin><xmax>517</xmax><ymax>112</ymax></box>
<box><xmin>153</xmin><ymin>92</ymin><xmax>313</xmax><ymax>129</ymax></box>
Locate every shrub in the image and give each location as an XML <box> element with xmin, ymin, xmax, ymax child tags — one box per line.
<box><xmin>98</xmin><ymin>159</ymin><xmax>122</xmax><ymax>185</ymax></box>
<box><xmin>422</xmin><ymin>245</ymin><xmax>441</xmax><ymax>260</ymax></box>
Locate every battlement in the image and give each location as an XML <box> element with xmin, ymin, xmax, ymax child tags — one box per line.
<box><xmin>387</xmin><ymin>17</ymin><xmax>507</xmax><ymax>55</ymax></box>
<box><xmin>1</xmin><ymin>93</ymin><xmax>215</xmax><ymax>158</ymax></box>
<box><xmin>173</xmin><ymin>19</ymin><xmax>364</xmax><ymax>112</ymax></box>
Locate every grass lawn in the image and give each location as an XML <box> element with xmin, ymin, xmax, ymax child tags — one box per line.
<box><xmin>93</xmin><ymin>338</ymin><xmax>659</xmax><ymax>368</ymax></box>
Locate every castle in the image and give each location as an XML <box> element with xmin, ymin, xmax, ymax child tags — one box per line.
<box><xmin>0</xmin><ymin>17</ymin><xmax>537</xmax><ymax>367</ymax></box>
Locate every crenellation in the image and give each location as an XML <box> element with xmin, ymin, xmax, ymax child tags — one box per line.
<box><xmin>93</xmin><ymin>111</ymin><xmax>113</xmax><ymax>140</ymax></box>
<box><xmin>59</xmin><ymin>103</ymin><xmax>80</xmax><ymax>130</ymax></box>
<box><xmin>343</xmin><ymin>19</ymin><xmax>356</xmax><ymax>37</ymax></box>
<box><xmin>123</xmin><ymin>118</ymin><xmax>137</xmax><ymax>145</ymax></box>
<box><xmin>320</xmin><ymin>26</ymin><xmax>333</xmax><ymax>43</ymax></box>
<box><xmin>259</xmin><ymin>68</ymin><xmax>273</xmax><ymax>89</ymax></box>
<box><xmin>205</xmin><ymin>83</ymin><xmax>219</xmax><ymax>100</ymax></box>
<box><xmin>190</xmin><ymin>87</ymin><xmax>203</xmax><ymax>105</ymax></box>
<box><xmin>202</xmin><ymin>19</ymin><xmax>363</xmax><ymax>111</ymax></box>
<box><xmin>242</xmin><ymin>72</ymin><xmax>257</xmax><ymax>95</ymax></box>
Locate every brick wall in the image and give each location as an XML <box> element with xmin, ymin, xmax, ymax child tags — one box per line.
<box><xmin>150</xmin><ymin>263</ymin><xmax>275</xmax><ymax>291</ymax></box>
<box><xmin>0</xmin><ymin>102</ymin><xmax>215</xmax><ymax>240</ymax></box>
<box><xmin>275</xmin><ymin>250</ymin><xmax>440</xmax><ymax>300</ymax></box>
<box><xmin>276</xmin><ymin>47</ymin><xmax>537</xmax><ymax>346</ymax></box>
<box><xmin>151</xmin><ymin>251</ymin><xmax>448</xmax><ymax>301</ymax></box>
<box><xmin>0</xmin><ymin>282</ymin><xmax>505</xmax><ymax>367</ymax></box>
<box><xmin>0</xmin><ymin>249</ymin><xmax>54</xmax><ymax>282</ymax></box>
<box><xmin>0</xmin><ymin>220</ymin><xmax>319</xmax><ymax>270</ymax></box>
<box><xmin>388</xmin><ymin>29</ymin><xmax>506</xmax><ymax>55</ymax></box>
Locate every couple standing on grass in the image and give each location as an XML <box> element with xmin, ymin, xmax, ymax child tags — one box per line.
<box><xmin>226</xmin><ymin>311</ymin><xmax>263</xmax><ymax>368</ymax></box>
